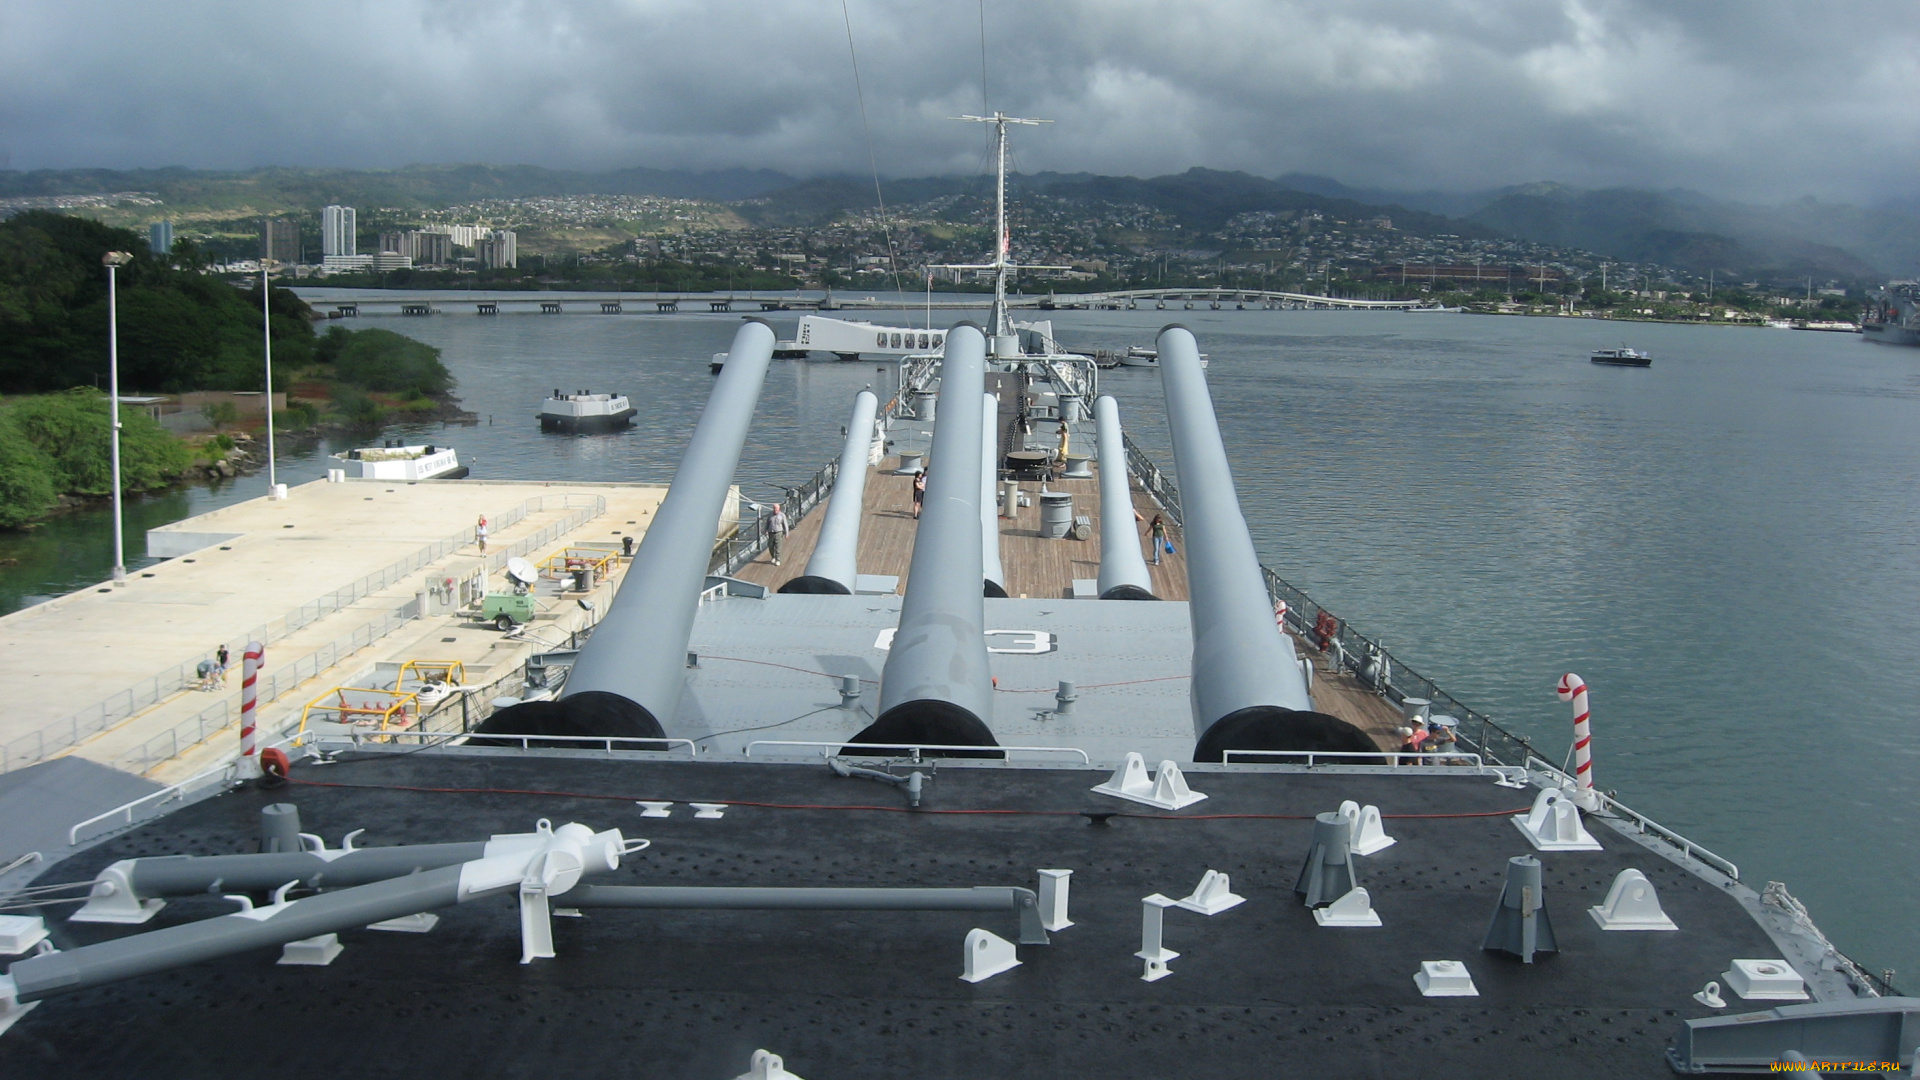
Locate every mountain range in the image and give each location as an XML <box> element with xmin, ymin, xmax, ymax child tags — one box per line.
<box><xmin>5</xmin><ymin>163</ymin><xmax>1915</xmax><ymax>281</ymax></box>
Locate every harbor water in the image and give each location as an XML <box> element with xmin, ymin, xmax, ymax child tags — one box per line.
<box><xmin>9</xmin><ymin>294</ymin><xmax>1918</xmax><ymax>985</ymax></box>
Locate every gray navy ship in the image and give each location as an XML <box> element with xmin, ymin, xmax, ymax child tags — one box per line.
<box><xmin>0</xmin><ymin>120</ymin><xmax>1911</xmax><ymax>1080</ymax></box>
<box><xmin>1864</xmin><ymin>284</ymin><xmax>1920</xmax><ymax>346</ymax></box>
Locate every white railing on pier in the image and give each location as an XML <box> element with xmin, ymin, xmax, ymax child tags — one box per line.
<box><xmin>3</xmin><ymin>493</ymin><xmax>606</xmax><ymax>776</ymax></box>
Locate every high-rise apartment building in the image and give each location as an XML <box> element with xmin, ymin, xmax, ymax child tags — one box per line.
<box><xmin>260</xmin><ymin>218</ymin><xmax>301</xmax><ymax>265</ymax></box>
<box><xmin>483</xmin><ymin>229</ymin><xmax>517</xmax><ymax>269</ymax></box>
<box><xmin>148</xmin><ymin>221</ymin><xmax>173</xmax><ymax>256</ymax></box>
<box><xmin>409</xmin><ymin>230</ymin><xmax>452</xmax><ymax>266</ymax></box>
<box><xmin>321</xmin><ymin>205</ymin><xmax>357</xmax><ymax>258</ymax></box>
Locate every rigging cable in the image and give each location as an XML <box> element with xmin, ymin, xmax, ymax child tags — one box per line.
<box><xmin>838</xmin><ymin>0</ymin><xmax>907</xmax><ymax>301</ymax></box>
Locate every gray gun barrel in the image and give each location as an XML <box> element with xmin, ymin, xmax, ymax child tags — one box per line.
<box><xmin>849</xmin><ymin>324</ymin><xmax>998</xmax><ymax>751</ymax></box>
<box><xmin>489</xmin><ymin>319</ymin><xmax>775</xmax><ymax>739</ymax></box>
<box><xmin>981</xmin><ymin>391</ymin><xmax>1007</xmax><ymax>596</ymax></box>
<box><xmin>10</xmin><ymin>864</ymin><xmax>470</xmax><ymax>1002</ymax></box>
<box><xmin>782</xmin><ymin>389</ymin><xmax>879</xmax><ymax>594</ymax></box>
<box><xmin>561</xmin><ymin>884</ymin><xmax>1046</xmax><ymax>944</ymax></box>
<box><xmin>1094</xmin><ymin>395</ymin><xmax>1156</xmax><ymax>600</ymax></box>
<box><xmin>1156</xmin><ymin>325</ymin><xmax>1374</xmax><ymax>761</ymax></box>
<box><xmin>118</xmin><ymin>842</ymin><xmax>486</xmax><ymax>897</ymax></box>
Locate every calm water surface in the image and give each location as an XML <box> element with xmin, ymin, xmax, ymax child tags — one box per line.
<box><xmin>15</xmin><ymin>295</ymin><xmax>1920</xmax><ymax>982</ymax></box>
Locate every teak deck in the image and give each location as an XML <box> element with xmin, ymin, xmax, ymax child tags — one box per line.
<box><xmin>732</xmin><ymin>458</ymin><xmax>1405</xmax><ymax>750</ymax></box>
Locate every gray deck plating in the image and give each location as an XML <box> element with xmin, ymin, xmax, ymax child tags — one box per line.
<box><xmin>2</xmin><ymin>754</ymin><xmax>1780</xmax><ymax>1079</ymax></box>
<box><xmin>682</xmin><ymin>593</ymin><xmax>1196</xmax><ymax>761</ymax></box>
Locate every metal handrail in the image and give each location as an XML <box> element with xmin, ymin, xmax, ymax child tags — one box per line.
<box><xmin>306</xmin><ymin>729</ymin><xmax>699</xmax><ymax>757</ymax></box>
<box><xmin>69</xmin><ymin>759</ymin><xmax>242</xmax><ymax>845</ymax></box>
<box><xmin>745</xmin><ymin>740</ymin><xmax>1091</xmax><ymax>764</ymax></box>
<box><xmin>1220</xmin><ymin>747</ymin><xmax>1502</xmax><ymax>772</ymax></box>
<box><xmin>1520</xmin><ymin>755</ymin><xmax>1742</xmax><ymax>881</ymax></box>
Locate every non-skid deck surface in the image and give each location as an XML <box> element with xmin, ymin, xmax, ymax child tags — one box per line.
<box><xmin>1</xmin><ymin>753</ymin><xmax>1781</xmax><ymax>1079</ymax></box>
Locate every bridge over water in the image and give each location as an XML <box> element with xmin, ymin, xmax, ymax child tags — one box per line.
<box><xmin>291</xmin><ymin>287</ymin><xmax>1434</xmax><ymax>319</ymax></box>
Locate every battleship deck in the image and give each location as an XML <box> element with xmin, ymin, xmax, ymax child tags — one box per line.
<box><xmin>729</xmin><ymin>457</ymin><xmax>1407</xmax><ymax>751</ymax></box>
<box><xmin>0</xmin><ymin>753</ymin><xmax>1778</xmax><ymax>1079</ymax></box>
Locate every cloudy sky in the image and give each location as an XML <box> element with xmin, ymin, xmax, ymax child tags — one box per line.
<box><xmin>5</xmin><ymin>0</ymin><xmax>1917</xmax><ymax>202</ymax></box>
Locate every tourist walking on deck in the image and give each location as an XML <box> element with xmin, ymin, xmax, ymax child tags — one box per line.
<box><xmin>1148</xmin><ymin>514</ymin><xmax>1166</xmax><ymax>565</ymax></box>
<box><xmin>911</xmin><ymin>471</ymin><xmax>927</xmax><ymax>519</ymax></box>
<box><xmin>216</xmin><ymin>644</ymin><xmax>230</xmax><ymax>686</ymax></box>
<box><xmin>475</xmin><ymin>514</ymin><xmax>489</xmax><ymax>554</ymax></box>
<box><xmin>767</xmin><ymin>503</ymin><xmax>789</xmax><ymax>566</ymax></box>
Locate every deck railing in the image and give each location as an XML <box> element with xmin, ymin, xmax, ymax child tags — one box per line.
<box><xmin>711</xmin><ymin>458</ymin><xmax>838</xmax><ymax>577</ymax></box>
<box><xmin>1119</xmin><ymin>432</ymin><xmax>1540</xmax><ymax>771</ymax></box>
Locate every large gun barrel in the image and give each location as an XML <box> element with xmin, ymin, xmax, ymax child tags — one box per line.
<box><xmin>1156</xmin><ymin>325</ymin><xmax>1374</xmax><ymax>761</ymax></box>
<box><xmin>981</xmin><ymin>391</ymin><xmax>1007</xmax><ymax>597</ymax></box>
<box><xmin>849</xmin><ymin>324</ymin><xmax>997</xmax><ymax>750</ymax></box>
<box><xmin>781</xmin><ymin>389</ymin><xmax>879</xmax><ymax>595</ymax></box>
<box><xmin>488</xmin><ymin>319</ymin><xmax>775</xmax><ymax>740</ymax></box>
<box><xmin>1094</xmin><ymin>395</ymin><xmax>1156</xmax><ymax>600</ymax></box>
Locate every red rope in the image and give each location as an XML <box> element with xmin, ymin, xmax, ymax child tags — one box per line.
<box><xmin>284</xmin><ymin>777</ymin><xmax>1528</xmax><ymax>821</ymax></box>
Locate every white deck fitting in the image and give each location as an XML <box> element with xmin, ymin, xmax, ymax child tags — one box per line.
<box><xmin>636</xmin><ymin>802</ymin><xmax>675</xmax><ymax>818</ymax></box>
<box><xmin>691</xmin><ymin>804</ymin><xmax>728</xmax><ymax>819</ymax></box>
<box><xmin>0</xmin><ymin>975</ymin><xmax>39</xmax><ymax>1037</ymax></box>
<box><xmin>1137</xmin><ymin>894</ymin><xmax>1181</xmax><ymax>982</ymax></box>
<box><xmin>1313</xmin><ymin>887</ymin><xmax>1383</xmax><ymax>928</ymax></box>
<box><xmin>735</xmin><ymin>1049</ymin><xmax>806</xmax><ymax>1080</ymax></box>
<box><xmin>1692</xmin><ymin>981</ymin><xmax>1726</xmax><ymax>1008</ymax></box>
<box><xmin>1174</xmin><ymin>870</ymin><xmax>1245</xmax><ymax>916</ymax></box>
<box><xmin>1092</xmin><ymin>753</ymin><xmax>1207</xmax><ymax>810</ymax></box>
<box><xmin>1512</xmin><ymin>789</ymin><xmax>1603</xmax><ymax>852</ymax></box>
<box><xmin>959</xmin><ymin>928</ymin><xmax>1021</xmax><ymax>983</ymax></box>
<box><xmin>0</xmin><ymin>916</ymin><xmax>47</xmax><ymax>955</ymax></box>
<box><xmin>1588</xmin><ymin>869</ymin><xmax>1678</xmax><ymax>931</ymax></box>
<box><xmin>278</xmin><ymin>933</ymin><xmax>345</xmax><ymax>966</ymax></box>
<box><xmin>1415</xmin><ymin>960</ymin><xmax>1478</xmax><ymax>997</ymax></box>
<box><xmin>367</xmin><ymin>912</ymin><xmax>440</xmax><ymax>933</ymax></box>
<box><xmin>68</xmin><ymin>862</ymin><xmax>165</xmax><ymax>924</ymax></box>
<box><xmin>1037</xmin><ymin>869</ymin><xmax>1074</xmax><ymax>931</ymax></box>
<box><xmin>1723</xmin><ymin>959</ymin><xmax>1810</xmax><ymax>1001</ymax></box>
<box><xmin>1339</xmin><ymin>800</ymin><xmax>1397</xmax><ymax>856</ymax></box>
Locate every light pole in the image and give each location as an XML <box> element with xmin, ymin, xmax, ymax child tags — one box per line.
<box><xmin>102</xmin><ymin>251</ymin><xmax>133</xmax><ymax>585</ymax></box>
<box><xmin>261</xmin><ymin>258</ymin><xmax>280</xmax><ymax>498</ymax></box>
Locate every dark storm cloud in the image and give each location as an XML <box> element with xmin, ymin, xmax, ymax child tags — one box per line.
<box><xmin>3</xmin><ymin>0</ymin><xmax>1916</xmax><ymax>201</ymax></box>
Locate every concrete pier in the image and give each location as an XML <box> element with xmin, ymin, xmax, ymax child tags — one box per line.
<box><xmin>0</xmin><ymin>479</ymin><xmax>676</xmax><ymax>781</ymax></box>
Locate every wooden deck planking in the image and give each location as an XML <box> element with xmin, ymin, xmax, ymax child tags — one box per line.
<box><xmin>733</xmin><ymin>459</ymin><xmax>1191</xmax><ymax>600</ymax></box>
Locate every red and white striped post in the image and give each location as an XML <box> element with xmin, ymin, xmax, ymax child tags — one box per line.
<box><xmin>239</xmin><ymin>641</ymin><xmax>265</xmax><ymax>777</ymax></box>
<box><xmin>1556</xmin><ymin>672</ymin><xmax>1596</xmax><ymax>808</ymax></box>
<box><xmin>1274</xmin><ymin>599</ymin><xmax>1289</xmax><ymax>634</ymax></box>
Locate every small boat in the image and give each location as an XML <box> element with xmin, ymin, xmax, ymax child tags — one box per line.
<box><xmin>537</xmin><ymin>389</ymin><xmax>637</xmax><ymax>432</ymax></box>
<box><xmin>329</xmin><ymin>442</ymin><xmax>467</xmax><ymax>481</ymax></box>
<box><xmin>1590</xmin><ymin>347</ymin><xmax>1652</xmax><ymax>367</ymax></box>
<box><xmin>1119</xmin><ymin>346</ymin><xmax>1207</xmax><ymax>368</ymax></box>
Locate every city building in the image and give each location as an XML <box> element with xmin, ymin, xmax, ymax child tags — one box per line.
<box><xmin>321</xmin><ymin>205</ymin><xmax>357</xmax><ymax>258</ymax></box>
<box><xmin>378</xmin><ymin>231</ymin><xmax>407</xmax><ymax>255</ymax></box>
<box><xmin>260</xmin><ymin>217</ymin><xmax>301</xmax><ymax>265</ymax></box>
<box><xmin>372</xmin><ymin>252</ymin><xmax>413</xmax><ymax>271</ymax></box>
<box><xmin>409</xmin><ymin>230</ymin><xmax>452</xmax><ymax>266</ymax></box>
<box><xmin>321</xmin><ymin>254</ymin><xmax>374</xmax><ymax>272</ymax></box>
<box><xmin>147</xmin><ymin>221</ymin><xmax>173</xmax><ymax>256</ymax></box>
<box><xmin>479</xmin><ymin>229</ymin><xmax>517</xmax><ymax>269</ymax></box>
<box><xmin>448</xmin><ymin>224</ymin><xmax>486</xmax><ymax>248</ymax></box>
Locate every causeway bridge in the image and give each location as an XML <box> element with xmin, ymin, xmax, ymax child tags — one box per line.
<box><xmin>293</xmin><ymin>287</ymin><xmax>1435</xmax><ymax>319</ymax></box>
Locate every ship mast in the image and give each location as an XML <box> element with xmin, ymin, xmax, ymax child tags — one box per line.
<box><xmin>939</xmin><ymin>112</ymin><xmax>1066</xmax><ymax>354</ymax></box>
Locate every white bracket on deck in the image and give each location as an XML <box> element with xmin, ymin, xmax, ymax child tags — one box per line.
<box><xmin>367</xmin><ymin>912</ymin><xmax>440</xmax><ymax>933</ymax></box>
<box><xmin>1415</xmin><ymin>960</ymin><xmax>1478</xmax><ymax>997</ymax></box>
<box><xmin>1174</xmin><ymin>870</ymin><xmax>1245</xmax><ymax>916</ymax></box>
<box><xmin>278</xmin><ymin>933</ymin><xmax>344</xmax><ymax>966</ymax></box>
<box><xmin>1338</xmin><ymin>800</ymin><xmax>1397</xmax><ymax>856</ymax></box>
<box><xmin>69</xmin><ymin>862</ymin><xmax>165</xmax><ymax>924</ymax></box>
<box><xmin>0</xmin><ymin>974</ymin><xmax>41</xmax><ymax>1037</ymax></box>
<box><xmin>1588</xmin><ymin>869</ymin><xmax>1677</xmax><ymax>931</ymax></box>
<box><xmin>1092</xmin><ymin>753</ymin><xmax>1207</xmax><ymax>810</ymax></box>
<box><xmin>635</xmin><ymin>801</ymin><xmax>675</xmax><ymax>818</ymax></box>
<box><xmin>960</xmin><ymin>928</ymin><xmax>1021</xmax><ymax>983</ymax></box>
<box><xmin>735</xmin><ymin>1049</ymin><xmax>806</xmax><ymax>1080</ymax></box>
<box><xmin>0</xmin><ymin>916</ymin><xmax>49</xmax><ymax>956</ymax></box>
<box><xmin>1512</xmin><ymin>788</ymin><xmax>1602</xmax><ymax>851</ymax></box>
<box><xmin>1313</xmin><ymin>887</ymin><xmax>1383</xmax><ymax>927</ymax></box>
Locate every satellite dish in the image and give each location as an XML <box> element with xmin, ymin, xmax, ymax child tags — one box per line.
<box><xmin>506</xmin><ymin>557</ymin><xmax>539</xmax><ymax>586</ymax></box>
